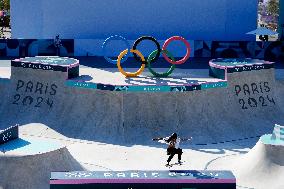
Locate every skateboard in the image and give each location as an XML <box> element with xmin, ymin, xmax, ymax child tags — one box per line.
<box><xmin>165</xmin><ymin>161</ymin><xmax>185</xmax><ymax>168</ymax></box>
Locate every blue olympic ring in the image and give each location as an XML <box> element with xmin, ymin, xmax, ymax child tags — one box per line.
<box><xmin>102</xmin><ymin>35</ymin><xmax>131</xmax><ymax>64</ymax></box>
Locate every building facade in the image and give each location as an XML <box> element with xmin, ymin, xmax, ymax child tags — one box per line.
<box><xmin>11</xmin><ymin>0</ymin><xmax>258</xmax><ymax>41</ymax></box>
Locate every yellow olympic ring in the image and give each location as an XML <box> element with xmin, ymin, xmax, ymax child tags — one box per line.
<box><xmin>117</xmin><ymin>49</ymin><xmax>146</xmax><ymax>77</ymax></box>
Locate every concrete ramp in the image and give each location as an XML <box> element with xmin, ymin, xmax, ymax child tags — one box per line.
<box><xmin>0</xmin><ymin>134</ymin><xmax>84</xmax><ymax>189</ymax></box>
<box><xmin>0</xmin><ymin>57</ymin><xmax>283</xmax><ymax>145</ymax></box>
<box><xmin>206</xmin><ymin>140</ymin><xmax>284</xmax><ymax>189</ymax></box>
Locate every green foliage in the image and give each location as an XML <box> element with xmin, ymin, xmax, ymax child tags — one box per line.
<box><xmin>0</xmin><ymin>0</ymin><xmax>10</xmax><ymax>10</ymax></box>
<box><xmin>0</xmin><ymin>0</ymin><xmax>10</xmax><ymax>27</ymax></box>
<box><xmin>267</xmin><ymin>0</ymin><xmax>279</xmax><ymax>16</ymax></box>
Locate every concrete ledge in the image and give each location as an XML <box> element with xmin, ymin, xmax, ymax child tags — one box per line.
<box><xmin>0</xmin><ymin>137</ymin><xmax>84</xmax><ymax>189</ymax></box>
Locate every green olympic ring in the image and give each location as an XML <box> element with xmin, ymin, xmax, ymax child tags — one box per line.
<box><xmin>147</xmin><ymin>49</ymin><xmax>176</xmax><ymax>77</ymax></box>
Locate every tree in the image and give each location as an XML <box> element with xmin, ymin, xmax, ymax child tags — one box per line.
<box><xmin>0</xmin><ymin>0</ymin><xmax>10</xmax><ymax>27</ymax></box>
<box><xmin>267</xmin><ymin>0</ymin><xmax>279</xmax><ymax>17</ymax></box>
<box><xmin>0</xmin><ymin>0</ymin><xmax>10</xmax><ymax>10</ymax></box>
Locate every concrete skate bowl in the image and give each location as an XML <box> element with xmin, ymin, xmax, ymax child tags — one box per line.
<box><xmin>206</xmin><ymin>140</ymin><xmax>284</xmax><ymax>189</ymax></box>
<box><xmin>0</xmin><ymin>57</ymin><xmax>283</xmax><ymax>146</ymax></box>
<box><xmin>0</xmin><ymin>136</ymin><xmax>84</xmax><ymax>189</ymax></box>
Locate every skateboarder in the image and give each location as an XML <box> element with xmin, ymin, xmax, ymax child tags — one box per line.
<box><xmin>153</xmin><ymin>133</ymin><xmax>192</xmax><ymax>166</ymax></box>
<box><xmin>54</xmin><ymin>35</ymin><xmax>62</xmax><ymax>56</ymax></box>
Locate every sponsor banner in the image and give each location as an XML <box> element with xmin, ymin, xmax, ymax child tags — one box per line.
<box><xmin>0</xmin><ymin>78</ymin><xmax>10</xmax><ymax>84</ymax></box>
<box><xmin>11</xmin><ymin>60</ymin><xmax>68</xmax><ymax>72</ymax></box>
<box><xmin>50</xmin><ymin>170</ymin><xmax>236</xmax><ymax>189</ymax></box>
<box><xmin>201</xmin><ymin>81</ymin><xmax>227</xmax><ymax>89</ymax></box>
<box><xmin>66</xmin><ymin>81</ymin><xmax>231</xmax><ymax>92</ymax></box>
<box><xmin>227</xmin><ymin>64</ymin><xmax>274</xmax><ymax>73</ymax></box>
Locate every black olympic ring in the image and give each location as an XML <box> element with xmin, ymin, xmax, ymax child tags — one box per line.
<box><xmin>132</xmin><ymin>36</ymin><xmax>161</xmax><ymax>63</ymax></box>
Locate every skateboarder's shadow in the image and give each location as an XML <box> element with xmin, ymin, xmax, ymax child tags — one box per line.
<box><xmin>192</xmin><ymin>147</ymin><xmax>247</xmax><ymax>155</ymax></box>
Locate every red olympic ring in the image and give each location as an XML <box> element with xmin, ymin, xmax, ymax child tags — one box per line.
<box><xmin>162</xmin><ymin>36</ymin><xmax>191</xmax><ymax>65</ymax></box>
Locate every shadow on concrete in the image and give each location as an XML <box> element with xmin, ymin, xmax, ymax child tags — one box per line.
<box><xmin>0</xmin><ymin>138</ymin><xmax>31</xmax><ymax>152</ymax></box>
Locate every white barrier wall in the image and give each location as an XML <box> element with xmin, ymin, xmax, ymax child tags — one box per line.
<box><xmin>11</xmin><ymin>0</ymin><xmax>258</xmax><ymax>41</ymax></box>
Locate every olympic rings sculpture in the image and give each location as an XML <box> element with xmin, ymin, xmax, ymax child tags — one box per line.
<box><xmin>102</xmin><ymin>35</ymin><xmax>191</xmax><ymax>77</ymax></box>
<box><xmin>102</xmin><ymin>35</ymin><xmax>131</xmax><ymax>64</ymax></box>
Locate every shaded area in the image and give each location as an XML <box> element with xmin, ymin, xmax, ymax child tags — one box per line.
<box><xmin>0</xmin><ymin>138</ymin><xmax>30</xmax><ymax>152</ymax></box>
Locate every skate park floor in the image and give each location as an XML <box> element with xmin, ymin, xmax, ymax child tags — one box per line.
<box><xmin>0</xmin><ymin>57</ymin><xmax>284</xmax><ymax>189</ymax></box>
<box><xmin>18</xmin><ymin>123</ymin><xmax>258</xmax><ymax>188</ymax></box>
